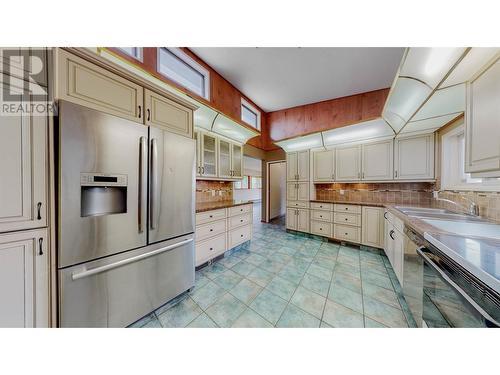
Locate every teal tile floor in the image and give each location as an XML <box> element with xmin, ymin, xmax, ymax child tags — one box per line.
<box><xmin>131</xmin><ymin>215</ymin><xmax>413</xmax><ymax>328</ymax></box>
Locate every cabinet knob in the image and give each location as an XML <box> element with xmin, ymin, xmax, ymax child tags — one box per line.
<box><xmin>209</xmin><ymin>215</ymin><xmax>213</xmax><ymax>218</ymax></box>
<box><xmin>240</xmin><ymin>234</ymin><xmax>244</xmax><ymax>238</ymax></box>
<box><xmin>209</xmin><ymin>247</ymin><xmax>213</xmax><ymax>251</ymax></box>
<box><xmin>345</xmin><ymin>232</ymin><xmax>348</xmax><ymax>235</ymax></box>
<box><xmin>345</xmin><ymin>218</ymin><xmax>348</xmax><ymax>221</ymax></box>
<box><xmin>210</xmin><ymin>229</ymin><xmax>213</xmax><ymax>232</ymax></box>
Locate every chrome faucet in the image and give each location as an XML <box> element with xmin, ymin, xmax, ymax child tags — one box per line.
<box><xmin>433</xmin><ymin>190</ymin><xmax>480</xmax><ymax>216</ymax></box>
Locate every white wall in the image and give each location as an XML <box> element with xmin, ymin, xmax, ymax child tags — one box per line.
<box><xmin>269</xmin><ymin>161</ymin><xmax>286</xmax><ymax>219</ymax></box>
<box><xmin>233</xmin><ymin>156</ymin><xmax>262</xmax><ymax>202</ymax></box>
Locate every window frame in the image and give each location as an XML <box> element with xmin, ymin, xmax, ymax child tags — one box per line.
<box><xmin>441</xmin><ymin>124</ymin><xmax>500</xmax><ymax>192</ymax></box>
<box><xmin>234</xmin><ymin>176</ymin><xmax>249</xmax><ymax>190</ymax></box>
<box><xmin>157</xmin><ymin>47</ymin><xmax>210</xmax><ymax>100</ymax></box>
<box><xmin>250</xmin><ymin>176</ymin><xmax>262</xmax><ymax>189</ymax></box>
<box><xmin>241</xmin><ymin>97</ymin><xmax>261</xmax><ymax>131</ymax></box>
<box><xmin>117</xmin><ymin>47</ymin><xmax>143</xmax><ymax>62</ymax></box>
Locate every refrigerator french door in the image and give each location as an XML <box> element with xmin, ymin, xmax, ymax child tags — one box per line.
<box><xmin>57</xmin><ymin>101</ymin><xmax>195</xmax><ymax>327</ymax></box>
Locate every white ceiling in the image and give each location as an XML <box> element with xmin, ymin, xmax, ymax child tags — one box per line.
<box><xmin>190</xmin><ymin>47</ymin><xmax>405</xmax><ymax>112</ymax></box>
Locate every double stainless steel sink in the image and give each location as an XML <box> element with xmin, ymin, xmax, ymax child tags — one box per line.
<box><xmin>395</xmin><ymin>206</ymin><xmax>500</xmax><ymax>240</ymax></box>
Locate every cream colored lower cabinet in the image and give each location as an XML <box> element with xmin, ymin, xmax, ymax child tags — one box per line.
<box><xmin>311</xmin><ymin>221</ymin><xmax>332</xmax><ymax>237</ymax></box>
<box><xmin>384</xmin><ymin>212</ymin><xmax>404</xmax><ymax>285</ymax></box>
<box><xmin>361</xmin><ymin>206</ymin><xmax>385</xmax><ymax>248</ymax></box>
<box><xmin>334</xmin><ymin>224</ymin><xmax>361</xmax><ymax>243</ymax></box>
<box><xmin>196</xmin><ymin>234</ymin><xmax>226</xmax><ymax>266</ymax></box>
<box><xmin>286</xmin><ymin>207</ymin><xmax>309</xmax><ymax>233</ymax></box>
<box><xmin>0</xmin><ymin>228</ymin><xmax>49</xmax><ymax>327</ymax></box>
<box><xmin>286</xmin><ymin>208</ymin><xmax>297</xmax><ymax>230</ymax></box>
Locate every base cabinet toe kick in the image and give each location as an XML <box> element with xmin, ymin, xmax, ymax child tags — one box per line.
<box><xmin>195</xmin><ymin>204</ymin><xmax>253</xmax><ymax>266</ymax></box>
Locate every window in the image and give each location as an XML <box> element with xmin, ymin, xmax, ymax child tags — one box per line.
<box><xmin>241</xmin><ymin>98</ymin><xmax>261</xmax><ymax>130</ymax></box>
<box><xmin>157</xmin><ymin>47</ymin><xmax>210</xmax><ymax>100</ymax></box>
<box><xmin>118</xmin><ymin>47</ymin><xmax>142</xmax><ymax>61</ymax></box>
<box><xmin>234</xmin><ymin>176</ymin><xmax>249</xmax><ymax>189</ymax></box>
<box><xmin>250</xmin><ymin>176</ymin><xmax>262</xmax><ymax>189</ymax></box>
<box><xmin>441</xmin><ymin>124</ymin><xmax>500</xmax><ymax>191</ymax></box>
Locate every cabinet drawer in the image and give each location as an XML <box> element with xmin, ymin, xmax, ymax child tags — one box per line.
<box><xmin>228</xmin><ymin>204</ymin><xmax>252</xmax><ymax>217</ymax></box>
<box><xmin>334</xmin><ymin>224</ymin><xmax>361</xmax><ymax>243</ymax></box>
<box><xmin>228</xmin><ymin>224</ymin><xmax>252</xmax><ymax>248</ymax></box>
<box><xmin>310</xmin><ymin>202</ymin><xmax>333</xmax><ymax>211</ymax></box>
<box><xmin>196</xmin><ymin>219</ymin><xmax>226</xmax><ymax>242</ymax></box>
<box><xmin>386</xmin><ymin>211</ymin><xmax>404</xmax><ymax>233</ymax></box>
<box><xmin>310</xmin><ymin>221</ymin><xmax>332</xmax><ymax>237</ymax></box>
<box><xmin>195</xmin><ymin>233</ymin><xmax>226</xmax><ymax>266</ymax></box>
<box><xmin>311</xmin><ymin>210</ymin><xmax>333</xmax><ymax>222</ymax></box>
<box><xmin>287</xmin><ymin>201</ymin><xmax>309</xmax><ymax>208</ymax></box>
<box><xmin>228</xmin><ymin>213</ymin><xmax>252</xmax><ymax>229</ymax></box>
<box><xmin>196</xmin><ymin>208</ymin><xmax>226</xmax><ymax>225</ymax></box>
<box><xmin>334</xmin><ymin>212</ymin><xmax>361</xmax><ymax>227</ymax></box>
<box><xmin>334</xmin><ymin>204</ymin><xmax>361</xmax><ymax>214</ymax></box>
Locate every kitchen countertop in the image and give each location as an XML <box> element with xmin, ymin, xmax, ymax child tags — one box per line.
<box><xmin>196</xmin><ymin>200</ymin><xmax>253</xmax><ymax>213</ymax></box>
<box><xmin>310</xmin><ymin>199</ymin><xmax>385</xmax><ymax>207</ymax></box>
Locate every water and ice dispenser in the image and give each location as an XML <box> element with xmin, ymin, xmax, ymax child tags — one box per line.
<box><xmin>80</xmin><ymin>173</ymin><xmax>128</xmax><ymax>217</ymax></box>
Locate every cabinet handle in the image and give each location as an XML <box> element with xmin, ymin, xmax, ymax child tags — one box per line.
<box><xmin>138</xmin><ymin>105</ymin><xmax>142</xmax><ymax>118</ymax></box>
<box><xmin>36</xmin><ymin>202</ymin><xmax>42</xmax><ymax>220</ymax></box>
<box><xmin>389</xmin><ymin>230</ymin><xmax>395</xmax><ymax>240</ymax></box>
<box><xmin>147</xmin><ymin>108</ymin><xmax>151</xmax><ymax>121</ymax></box>
<box><xmin>201</xmin><ymin>166</ymin><xmax>205</xmax><ymax>174</ymax></box>
<box><xmin>395</xmin><ymin>170</ymin><xmax>398</xmax><ymax>178</ymax></box>
<box><xmin>38</xmin><ymin>237</ymin><xmax>43</xmax><ymax>256</ymax></box>
<box><xmin>384</xmin><ymin>212</ymin><xmax>388</xmax><ymax>219</ymax></box>
<box><xmin>362</xmin><ymin>172</ymin><xmax>365</xmax><ymax>179</ymax></box>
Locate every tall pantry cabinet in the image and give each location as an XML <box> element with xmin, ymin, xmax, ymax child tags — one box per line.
<box><xmin>0</xmin><ymin>49</ymin><xmax>50</xmax><ymax>327</ymax></box>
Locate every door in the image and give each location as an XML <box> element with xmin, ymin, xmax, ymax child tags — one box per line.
<box><xmin>145</xmin><ymin>89</ymin><xmax>193</xmax><ymax>138</ymax></box>
<box><xmin>286</xmin><ymin>152</ymin><xmax>298</xmax><ymax>181</ymax></box>
<box><xmin>200</xmin><ymin>133</ymin><xmax>217</xmax><ymax>177</ymax></box>
<box><xmin>335</xmin><ymin>145</ymin><xmax>361</xmax><ymax>181</ymax></box>
<box><xmin>149</xmin><ymin>127</ymin><xmax>195</xmax><ymax>244</ymax></box>
<box><xmin>361</xmin><ymin>206</ymin><xmax>384</xmax><ymax>248</ymax></box>
<box><xmin>58</xmin><ymin>101</ymin><xmax>148</xmax><ymax>268</ymax></box>
<box><xmin>0</xmin><ymin>229</ymin><xmax>48</xmax><ymax>327</ymax></box>
<box><xmin>297</xmin><ymin>182</ymin><xmax>309</xmax><ymax>201</ymax></box>
<box><xmin>362</xmin><ymin>140</ymin><xmax>394</xmax><ymax>181</ymax></box>
<box><xmin>395</xmin><ymin>134</ymin><xmax>434</xmax><ymax>180</ymax></box>
<box><xmin>269</xmin><ymin>162</ymin><xmax>286</xmax><ymax>220</ymax></box>
<box><xmin>297</xmin><ymin>209</ymin><xmax>310</xmax><ymax>233</ymax></box>
<box><xmin>287</xmin><ymin>182</ymin><xmax>298</xmax><ymax>201</ymax></box>
<box><xmin>297</xmin><ymin>150</ymin><xmax>310</xmax><ymax>181</ymax></box>
<box><xmin>231</xmin><ymin>143</ymin><xmax>243</xmax><ymax>178</ymax></box>
<box><xmin>218</xmin><ymin>139</ymin><xmax>232</xmax><ymax>178</ymax></box>
<box><xmin>313</xmin><ymin>149</ymin><xmax>334</xmax><ymax>182</ymax></box>
<box><xmin>465</xmin><ymin>56</ymin><xmax>500</xmax><ymax>174</ymax></box>
<box><xmin>0</xmin><ymin>78</ymin><xmax>47</xmax><ymax>233</ymax></box>
<box><xmin>286</xmin><ymin>208</ymin><xmax>297</xmax><ymax>230</ymax></box>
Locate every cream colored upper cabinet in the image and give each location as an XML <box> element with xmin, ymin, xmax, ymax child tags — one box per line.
<box><xmin>194</xmin><ymin>131</ymin><xmax>202</xmax><ymax>177</ymax></box>
<box><xmin>57</xmin><ymin>49</ymin><xmax>143</xmax><ymax>122</ymax></box>
<box><xmin>145</xmin><ymin>89</ymin><xmax>193</xmax><ymax>138</ymax></box>
<box><xmin>287</xmin><ymin>151</ymin><xmax>309</xmax><ymax>181</ymax></box>
<box><xmin>465</xmin><ymin>56</ymin><xmax>500</xmax><ymax>175</ymax></box>
<box><xmin>361</xmin><ymin>206</ymin><xmax>384</xmax><ymax>248</ymax></box>
<box><xmin>200</xmin><ymin>132</ymin><xmax>218</xmax><ymax>178</ymax></box>
<box><xmin>361</xmin><ymin>140</ymin><xmax>394</xmax><ymax>181</ymax></box>
<box><xmin>217</xmin><ymin>138</ymin><xmax>232</xmax><ymax>178</ymax></box>
<box><xmin>231</xmin><ymin>143</ymin><xmax>243</xmax><ymax>179</ymax></box>
<box><xmin>297</xmin><ymin>182</ymin><xmax>309</xmax><ymax>201</ymax></box>
<box><xmin>0</xmin><ymin>229</ymin><xmax>49</xmax><ymax>327</ymax></box>
<box><xmin>335</xmin><ymin>145</ymin><xmax>361</xmax><ymax>181</ymax></box>
<box><xmin>286</xmin><ymin>152</ymin><xmax>298</xmax><ymax>181</ymax></box>
<box><xmin>313</xmin><ymin>149</ymin><xmax>335</xmax><ymax>182</ymax></box>
<box><xmin>0</xmin><ymin>78</ymin><xmax>47</xmax><ymax>234</ymax></box>
<box><xmin>287</xmin><ymin>182</ymin><xmax>298</xmax><ymax>201</ymax></box>
<box><xmin>394</xmin><ymin>134</ymin><xmax>435</xmax><ymax>180</ymax></box>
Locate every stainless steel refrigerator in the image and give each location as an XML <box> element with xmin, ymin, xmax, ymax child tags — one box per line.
<box><xmin>57</xmin><ymin>100</ymin><xmax>195</xmax><ymax>327</ymax></box>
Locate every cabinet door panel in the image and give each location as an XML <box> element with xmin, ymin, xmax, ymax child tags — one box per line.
<box><xmin>335</xmin><ymin>146</ymin><xmax>361</xmax><ymax>181</ymax></box>
<box><xmin>297</xmin><ymin>209</ymin><xmax>310</xmax><ymax>233</ymax></box>
<box><xmin>362</xmin><ymin>207</ymin><xmax>384</xmax><ymax>248</ymax></box>
<box><xmin>231</xmin><ymin>143</ymin><xmax>243</xmax><ymax>178</ymax></box>
<box><xmin>395</xmin><ymin>134</ymin><xmax>434</xmax><ymax>180</ymax></box>
<box><xmin>0</xmin><ymin>229</ymin><xmax>48</xmax><ymax>327</ymax></box>
<box><xmin>362</xmin><ymin>140</ymin><xmax>393</xmax><ymax>181</ymax></box>
<box><xmin>297</xmin><ymin>150</ymin><xmax>310</xmax><ymax>181</ymax></box>
<box><xmin>145</xmin><ymin>89</ymin><xmax>193</xmax><ymax>138</ymax></box>
<box><xmin>201</xmin><ymin>133</ymin><xmax>217</xmax><ymax>177</ymax></box>
<box><xmin>286</xmin><ymin>153</ymin><xmax>298</xmax><ymax>181</ymax></box>
<box><xmin>287</xmin><ymin>182</ymin><xmax>298</xmax><ymax>201</ymax></box>
<box><xmin>218</xmin><ymin>139</ymin><xmax>232</xmax><ymax>178</ymax></box>
<box><xmin>0</xmin><ymin>78</ymin><xmax>47</xmax><ymax>233</ymax></box>
<box><xmin>286</xmin><ymin>208</ymin><xmax>297</xmax><ymax>230</ymax></box>
<box><xmin>194</xmin><ymin>131</ymin><xmax>201</xmax><ymax>176</ymax></box>
<box><xmin>297</xmin><ymin>182</ymin><xmax>309</xmax><ymax>201</ymax></box>
<box><xmin>313</xmin><ymin>150</ymin><xmax>334</xmax><ymax>182</ymax></box>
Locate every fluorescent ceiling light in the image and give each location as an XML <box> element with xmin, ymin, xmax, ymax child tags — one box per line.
<box><xmin>383</xmin><ymin>77</ymin><xmax>432</xmax><ymax>132</ymax></box>
<box><xmin>441</xmin><ymin>48</ymin><xmax>500</xmax><ymax>88</ymax></box>
<box><xmin>323</xmin><ymin>118</ymin><xmax>393</xmax><ymax>146</ymax></box>
<box><xmin>276</xmin><ymin>133</ymin><xmax>323</xmax><ymax>152</ymax></box>
<box><xmin>194</xmin><ymin>104</ymin><xmax>217</xmax><ymax>130</ymax></box>
<box><xmin>412</xmin><ymin>83</ymin><xmax>465</xmax><ymax>121</ymax></box>
<box><xmin>212</xmin><ymin>114</ymin><xmax>258</xmax><ymax>143</ymax></box>
<box><xmin>401</xmin><ymin>113</ymin><xmax>461</xmax><ymax>135</ymax></box>
<box><xmin>400</xmin><ymin>48</ymin><xmax>466</xmax><ymax>88</ymax></box>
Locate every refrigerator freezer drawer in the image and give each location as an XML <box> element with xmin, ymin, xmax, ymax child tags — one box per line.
<box><xmin>58</xmin><ymin>235</ymin><xmax>194</xmax><ymax>327</ymax></box>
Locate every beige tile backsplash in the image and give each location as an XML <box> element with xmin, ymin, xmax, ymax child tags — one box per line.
<box><xmin>435</xmin><ymin>191</ymin><xmax>500</xmax><ymax>223</ymax></box>
<box><xmin>196</xmin><ymin>180</ymin><xmax>233</xmax><ymax>203</ymax></box>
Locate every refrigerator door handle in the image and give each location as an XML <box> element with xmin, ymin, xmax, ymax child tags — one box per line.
<box><xmin>138</xmin><ymin>136</ymin><xmax>146</xmax><ymax>233</ymax></box>
<box><xmin>71</xmin><ymin>238</ymin><xmax>194</xmax><ymax>281</ymax></box>
<box><xmin>150</xmin><ymin>138</ymin><xmax>158</xmax><ymax>230</ymax></box>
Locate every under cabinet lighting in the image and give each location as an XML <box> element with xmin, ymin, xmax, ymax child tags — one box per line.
<box><xmin>442</xmin><ymin>48</ymin><xmax>499</xmax><ymax>88</ymax></box>
<box><xmin>412</xmin><ymin>83</ymin><xmax>465</xmax><ymax>121</ymax></box>
<box><xmin>322</xmin><ymin>118</ymin><xmax>393</xmax><ymax>146</ymax></box>
<box><xmin>400</xmin><ymin>48</ymin><xmax>467</xmax><ymax>89</ymax></box>
<box><xmin>276</xmin><ymin>133</ymin><xmax>323</xmax><ymax>152</ymax></box>
<box><xmin>194</xmin><ymin>104</ymin><xmax>217</xmax><ymax>131</ymax></box>
<box><xmin>401</xmin><ymin>113</ymin><xmax>461</xmax><ymax>135</ymax></box>
<box><xmin>212</xmin><ymin>114</ymin><xmax>258</xmax><ymax>143</ymax></box>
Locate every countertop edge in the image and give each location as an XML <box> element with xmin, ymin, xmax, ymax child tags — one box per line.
<box><xmin>196</xmin><ymin>200</ymin><xmax>254</xmax><ymax>213</ymax></box>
